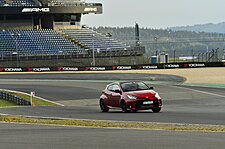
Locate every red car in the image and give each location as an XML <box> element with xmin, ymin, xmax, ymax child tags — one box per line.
<box><xmin>99</xmin><ymin>81</ymin><xmax>162</xmax><ymax>113</ymax></box>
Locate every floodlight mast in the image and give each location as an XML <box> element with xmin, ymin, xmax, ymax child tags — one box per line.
<box><xmin>135</xmin><ymin>22</ymin><xmax>140</xmax><ymax>47</ymax></box>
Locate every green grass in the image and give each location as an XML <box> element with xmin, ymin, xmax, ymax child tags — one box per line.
<box><xmin>0</xmin><ymin>99</ymin><xmax>18</xmax><ymax>107</ymax></box>
<box><xmin>0</xmin><ymin>114</ymin><xmax>225</xmax><ymax>132</ymax></box>
<box><xmin>182</xmin><ymin>83</ymin><xmax>225</xmax><ymax>88</ymax></box>
<box><xmin>0</xmin><ymin>89</ymin><xmax>61</xmax><ymax>106</ymax></box>
<box><xmin>11</xmin><ymin>92</ymin><xmax>60</xmax><ymax>106</ymax></box>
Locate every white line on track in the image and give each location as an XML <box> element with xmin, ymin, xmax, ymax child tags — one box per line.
<box><xmin>171</xmin><ymin>85</ymin><xmax>225</xmax><ymax>98</ymax></box>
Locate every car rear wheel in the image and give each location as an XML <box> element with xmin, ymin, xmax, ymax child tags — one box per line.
<box><xmin>120</xmin><ymin>101</ymin><xmax>130</xmax><ymax>113</ymax></box>
<box><xmin>152</xmin><ymin>108</ymin><xmax>161</xmax><ymax>113</ymax></box>
<box><xmin>100</xmin><ymin>99</ymin><xmax>109</xmax><ymax>112</ymax></box>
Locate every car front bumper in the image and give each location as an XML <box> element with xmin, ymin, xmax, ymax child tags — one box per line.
<box><xmin>127</xmin><ymin>98</ymin><xmax>162</xmax><ymax>110</ymax></box>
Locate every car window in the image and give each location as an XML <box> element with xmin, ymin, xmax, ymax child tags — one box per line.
<box><xmin>138</xmin><ymin>82</ymin><xmax>150</xmax><ymax>90</ymax></box>
<box><xmin>112</xmin><ymin>85</ymin><xmax>120</xmax><ymax>92</ymax></box>
<box><xmin>107</xmin><ymin>85</ymin><xmax>114</xmax><ymax>91</ymax></box>
<box><xmin>121</xmin><ymin>82</ymin><xmax>149</xmax><ymax>92</ymax></box>
<box><xmin>107</xmin><ymin>84</ymin><xmax>120</xmax><ymax>92</ymax></box>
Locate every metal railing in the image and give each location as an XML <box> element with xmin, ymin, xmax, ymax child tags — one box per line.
<box><xmin>0</xmin><ymin>91</ymin><xmax>31</xmax><ymax>106</ymax></box>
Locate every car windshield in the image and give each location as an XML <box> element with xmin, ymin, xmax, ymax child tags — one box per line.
<box><xmin>121</xmin><ymin>82</ymin><xmax>150</xmax><ymax>92</ymax></box>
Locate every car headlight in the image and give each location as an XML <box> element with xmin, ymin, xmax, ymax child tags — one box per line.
<box><xmin>127</xmin><ymin>95</ymin><xmax>137</xmax><ymax>100</ymax></box>
<box><xmin>154</xmin><ymin>92</ymin><xmax>161</xmax><ymax>98</ymax></box>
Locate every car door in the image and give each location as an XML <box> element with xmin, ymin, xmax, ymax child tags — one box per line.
<box><xmin>104</xmin><ymin>85</ymin><xmax>114</xmax><ymax>107</ymax></box>
<box><xmin>110</xmin><ymin>84</ymin><xmax>122</xmax><ymax>107</ymax></box>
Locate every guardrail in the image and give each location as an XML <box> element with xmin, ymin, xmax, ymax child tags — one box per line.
<box><xmin>0</xmin><ymin>91</ymin><xmax>31</xmax><ymax>106</ymax></box>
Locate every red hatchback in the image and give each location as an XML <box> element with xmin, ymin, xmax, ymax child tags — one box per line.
<box><xmin>99</xmin><ymin>82</ymin><xmax>162</xmax><ymax>113</ymax></box>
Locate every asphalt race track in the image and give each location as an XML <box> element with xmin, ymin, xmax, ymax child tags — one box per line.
<box><xmin>0</xmin><ymin>73</ymin><xmax>225</xmax><ymax>149</ymax></box>
<box><xmin>0</xmin><ymin>123</ymin><xmax>225</xmax><ymax>149</ymax></box>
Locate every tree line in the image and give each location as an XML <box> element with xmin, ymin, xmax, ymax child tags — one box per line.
<box><xmin>93</xmin><ymin>26</ymin><xmax>225</xmax><ymax>59</ymax></box>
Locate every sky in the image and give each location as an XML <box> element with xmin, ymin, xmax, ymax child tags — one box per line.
<box><xmin>82</xmin><ymin>0</ymin><xmax>225</xmax><ymax>29</ymax></box>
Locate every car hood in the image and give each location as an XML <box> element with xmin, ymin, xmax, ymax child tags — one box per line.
<box><xmin>125</xmin><ymin>90</ymin><xmax>157</xmax><ymax>98</ymax></box>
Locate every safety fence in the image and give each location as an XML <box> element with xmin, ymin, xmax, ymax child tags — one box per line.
<box><xmin>0</xmin><ymin>91</ymin><xmax>31</xmax><ymax>106</ymax></box>
<box><xmin>0</xmin><ymin>62</ymin><xmax>224</xmax><ymax>72</ymax></box>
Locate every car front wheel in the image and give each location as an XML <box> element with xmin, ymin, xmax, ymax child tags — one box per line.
<box><xmin>120</xmin><ymin>101</ymin><xmax>130</xmax><ymax>113</ymax></box>
<box><xmin>152</xmin><ymin>108</ymin><xmax>161</xmax><ymax>113</ymax></box>
<box><xmin>100</xmin><ymin>99</ymin><xmax>109</xmax><ymax>112</ymax></box>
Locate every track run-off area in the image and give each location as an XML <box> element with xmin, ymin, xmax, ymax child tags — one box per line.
<box><xmin>0</xmin><ymin>68</ymin><xmax>225</xmax><ymax>149</ymax></box>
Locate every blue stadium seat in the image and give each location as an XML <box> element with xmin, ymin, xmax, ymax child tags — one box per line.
<box><xmin>0</xmin><ymin>29</ymin><xmax>86</xmax><ymax>55</ymax></box>
<box><xmin>60</xmin><ymin>28</ymin><xmax>130</xmax><ymax>52</ymax></box>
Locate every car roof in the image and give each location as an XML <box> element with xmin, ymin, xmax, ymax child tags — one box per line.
<box><xmin>109</xmin><ymin>81</ymin><xmax>143</xmax><ymax>85</ymax></box>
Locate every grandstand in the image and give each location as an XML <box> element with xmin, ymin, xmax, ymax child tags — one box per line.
<box><xmin>60</xmin><ymin>28</ymin><xmax>129</xmax><ymax>52</ymax></box>
<box><xmin>0</xmin><ymin>0</ymin><xmax>38</xmax><ymax>7</ymax></box>
<box><xmin>0</xmin><ymin>29</ymin><xmax>85</xmax><ymax>55</ymax></box>
<box><xmin>0</xmin><ymin>0</ymin><xmax>145</xmax><ymax>67</ymax></box>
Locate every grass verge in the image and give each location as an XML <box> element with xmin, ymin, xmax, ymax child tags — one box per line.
<box><xmin>1</xmin><ymin>114</ymin><xmax>225</xmax><ymax>132</ymax></box>
<box><xmin>0</xmin><ymin>99</ymin><xmax>18</xmax><ymax>107</ymax></box>
<box><xmin>0</xmin><ymin>89</ymin><xmax>61</xmax><ymax>106</ymax></box>
<box><xmin>182</xmin><ymin>83</ymin><xmax>225</xmax><ymax>88</ymax></box>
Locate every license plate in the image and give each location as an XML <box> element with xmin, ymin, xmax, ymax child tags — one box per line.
<box><xmin>143</xmin><ymin>101</ymin><xmax>153</xmax><ymax>105</ymax></box>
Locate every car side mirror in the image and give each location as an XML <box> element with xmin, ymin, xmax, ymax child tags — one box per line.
<box><xmin>149</xmin><ymin>87</ymin><xmax>154</xmax><ymax>90</ymax></box>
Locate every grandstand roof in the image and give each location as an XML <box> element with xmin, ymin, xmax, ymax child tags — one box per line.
<box><xmin>0</xmin><ymin>0</ymin><xmax>102</xmax><ymax>14</ymax></box>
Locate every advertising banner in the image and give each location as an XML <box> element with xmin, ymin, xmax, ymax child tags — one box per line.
<box><xmin>85</xmin><ymin>67</ymin><xmax>106</xmax><ymax>71</ymax></box>
<box><xmin>58</xmin><ymin>67</ymin><xmax>79</xmax><ymax>71</ymax></box>
<box><xmin>4</xmin><ymin>68</ymin><xmax>23</xmax><ymax>72</ymax></box>
<box><xmin>183</xmin><ymin>63</ymin><xmax>205</xmax><ymax>68</ymax></box>
<box><xmin>138</xmin><ymin>65</ymin><xmax>158</xmax><ymax>69</ymax></box>
<box><xmin>0</xmin><ymin>62</ymin><xmax>224</xmax><ymax>72</ymax></box>
<box><xmin>28</xmin><ymin>68</ymin><xmax>51</xmax><ymax>72</ymax></box>
<box><xmin>164</xmin><ymin>64</ymin><xmax>180</xmax><ymax>68</ymax></box>
<box><xmin>112</xmin><ymin>66</ymin><xmax>132</xmax><ymax>70</ymax></box>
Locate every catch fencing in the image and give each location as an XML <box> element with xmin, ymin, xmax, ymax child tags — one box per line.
<box><xmin>0</xmin><ymin>91</ymin><xmax>31</xmax><ymax>106</ymax></box>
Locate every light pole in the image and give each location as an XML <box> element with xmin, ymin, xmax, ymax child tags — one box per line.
<box><xmin>223</xmin><ymin>49</ymin><xmax>225</xmax><ymax>60</ymax></box>
<box><xmin>107</xmin><ymin>48</ymin><xmax>111</xmax><ymax>65</ymax></box>
<box><xmin>192</xmin><ymin>49</ymin><xmax>195</xmax><ymax>62</ymax></box>
<box><xmin>198</xmin><ymin>53</ymin><xmax>201</xmax><ymax>62</ymax></box>
<box><xmin>205</xmin><ymin>46</ymin><xmax>209</xmax><ymax>62</ymax></box>
<box><xmin>173</xmin><ymin>50</ymin><xmax>176</xmax><ymax>63</ymax></box>
<box><xmin>92</xmin><ymin>34</ymin><xmax>96</xmax><ymax>66</ymax></box>
<box><xmin>154</xmin><ymin>36</ymin><xmax>159</xmax><ymax>63</ymax></box>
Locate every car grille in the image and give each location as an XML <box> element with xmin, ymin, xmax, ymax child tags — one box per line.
<box><xmin>137</xmin><ymin>96</ymin><xmax>154</xmax><ymax>99</ymax></box>
<box><xmin>136</xmin><ymin>99</ymin><xmax>159</xmax><ymax>108</ymax></box>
